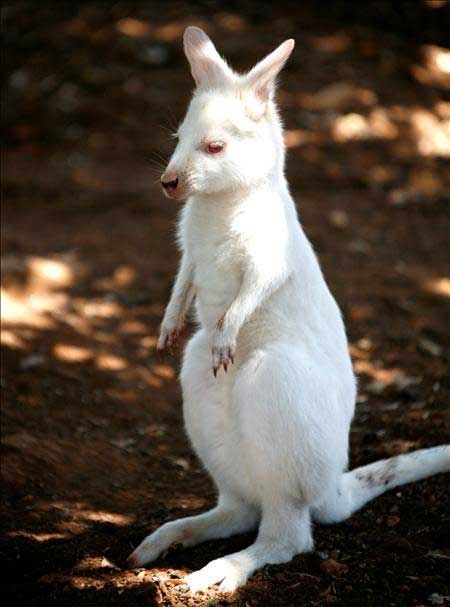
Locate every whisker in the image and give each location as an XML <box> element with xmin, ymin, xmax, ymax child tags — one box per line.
<box><xmin>149</xmin><ymin>150</ymin><xmax>170</xmax><ymax>165</ymax></box>
<box><xmin>147</xmin><ymin>158</ymin><xmax>166</xmax><ymax>169</ymax></box>
<box><xmin>164</xmin><ymin>107</ymin><xmax>180</xmax><ymax>133</ymax></box>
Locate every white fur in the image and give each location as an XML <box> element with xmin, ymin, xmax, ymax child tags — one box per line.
<box><xmin>129</xmin><ymin>27</ymin><xmax>450</xmax><ymax>592</ymax></box>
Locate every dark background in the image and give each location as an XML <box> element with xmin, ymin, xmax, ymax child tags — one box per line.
<box><xmin>2</xmin><ymin>2</ymin><xmax>450</xmax><ymax>606</ymax></box>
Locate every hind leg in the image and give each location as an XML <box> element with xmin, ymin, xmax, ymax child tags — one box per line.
<box><xmin>186</xmin><ymin>497</ymin><xmax>312</xmax><ymax>592</ymax></box>
<box><xmin>128</xmin><ymin>493</ymin><xmax>257</xmax><ymax>567</ymax></box>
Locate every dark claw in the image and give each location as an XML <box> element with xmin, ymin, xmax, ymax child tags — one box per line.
<box><xmin>223</xmin><ymin>361</ymin><xmax>228</xmax><ymax>373</ymax></box>
<box><xmin>213</xmin><ymin>367</ymin><xmax>218</xmax><ymax>378</ymax></box>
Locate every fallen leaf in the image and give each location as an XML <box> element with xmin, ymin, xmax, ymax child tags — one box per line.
<box><xmin>386</xmin><ymin>515</ymin><xmax>401</xmax><ymax>527</ymax></box>
<box><xmin>320</xmin><ymin>558</ymin><xmax>349</xmax><ymax>576</ymax></box>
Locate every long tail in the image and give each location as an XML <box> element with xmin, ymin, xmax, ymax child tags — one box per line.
<box><xmin>312</xmin><ymin>445</ymin><xmax>450</xmax><ymax>524</ymax></box>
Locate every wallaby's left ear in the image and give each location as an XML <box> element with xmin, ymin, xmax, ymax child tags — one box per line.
<box><xmin>245</xmin><ymin>39</ymin><xmax>295</xmax><ymax>102</ymax></box>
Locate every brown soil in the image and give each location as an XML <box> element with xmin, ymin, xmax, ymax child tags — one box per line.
<box><xmin>2</xmin><ymin>3</ymin><xmax>450</xmax><ymax>606</ymax></box>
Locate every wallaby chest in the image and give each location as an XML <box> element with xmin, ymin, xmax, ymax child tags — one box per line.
<box><xmin>185</xmin><ymin>202</ymin><xmax>243</xmax><ymax>296</ymax></box>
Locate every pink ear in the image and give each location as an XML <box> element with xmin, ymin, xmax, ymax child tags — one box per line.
<box><xmin>245</xmin><ymin>39</ymin><xmax>295</xmax><ymax>101</ymax></box>
<box><xmin>183</xmin><ymin>27</ymin><xmax>233</xmax><ymax>88</ymax></box>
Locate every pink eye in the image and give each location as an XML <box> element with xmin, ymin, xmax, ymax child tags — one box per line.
<box><xmin>206</xmin><ymin>141</ymin><xmax>224</xmax><ymax>154</ymax></box>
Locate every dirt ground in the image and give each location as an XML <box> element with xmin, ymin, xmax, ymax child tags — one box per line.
<box><xmin>2</xmin><ymin>2</ymin><xmax>450</xmax><ymax>606</ymax></box>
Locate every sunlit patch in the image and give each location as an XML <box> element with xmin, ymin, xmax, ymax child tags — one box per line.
<box><xmin>422</xmin><ymin>277</ymin><xmax>450</xmax><ymax>298</ymax></box>
<box><xmin>79</xmin><ymin>510</ymin><xmax>133</xmax><ymax>524</ymax></box>
<box><xmin>152</xmin><ymin>364</ymin><xmax>176</xmax><ymax>380</ymax></box>
<box><xmin>353</xmin><ymin>361</ymin><xmax>421</xmax><ymax>394</ymax></box>
<box><xmin>410</xmin><ymin>109</ymin><xmax>450</xmax><ymax>157</ymax></box>
<box><xmin>96</xmin><ymin>353</ymin><xmax>128</xmax><ymax>371</ymax></box>
<box><xmin>138</xmin><ymin>335</ymin><xmax>158</xmax><ymax>348</ymax></box>
<box><xmin>412</xmin><ymin>45</ymin><xmax>450</xmax><ymax>89</ymax></box>
<box><xmin>424</xmin><ymin>45</ymin><xmax>450</xmax><ymax>76</ymax></box>
<box><xmin>1</xmin><ymin>288</ymin><xmax>56</xmax><ymax>329</ymax></box>
<box><xmin>74</xmin><ymin>556</ymin><xmax>119</xmax><ymax>572</ymax></box>
<box><xmin>42</xmin><ymin>500</ymin><xmax>135</xmax><ymax>526</ymax></box>
<box><xmin>7</xmin><ymin>530</ymin><xmax>68</xmax><ymax>542</ymax></box>
<box><xmin>301</xmin><ymin>82</ymin><xmax>377</xmax><ymax>112</ymax></box>
<box><xmin>77</xmin><ymin>299</ymin><xmax>122</xmax><ymax>318</ymax></box>
<box><xmin>284</xmin><ymin>129</ymin><xmax>322</xmax><ymax>148</ymax></box>
<box><xmin>332</xmin><ymin>109</ymin><xmax>398</xmax><ymax>142</ymax></box>
<box><xmin>1</xmin><ymin>329</ymin><xmax>26</xmax><ymax>349</ymax></box>
<box><xmin>425</xmin><ymin>0</ymin><xmax>448</xmax><ymax>8</ymax></box>
<box><xmin>116</xmin><ymin>18</ymin><xmax>151</xmax><ymax>38</ymax></box>
<box><xmin>28</xmin><ymin>257</ymin><xmax>74</xmax><ymax>288</ymax></box>
<box><xmin>53</xmin><ymin>343</ymin><xmax>93</xmax><ymax>363</ymax></box>
<box><xmin>167</xmin><ymin>496</ymin><xmax>207</xmax><ymax>510</ymax></box>
<box><xmin>216</xmin><ymin>13</ymin><xmax>247</xmax><ymax>32</ymax></box>
<box><xmin>120</xmin><ymin>320</ymin><xmax>147</xmax><ymax>335</ymax></box>
<box><xmin>114</xmin><ymin>265</ymin><xmax>137</xmax><ymax>286</ymax></box>
<box><xmin>310</xmin><ymin>32</ymin><xmax>351</xmax><ymax>54</ymax></box>
<box><xmin>435</xmin><ymin>101</ymin><xmax>450</xmax><ymax>119</ymax></box>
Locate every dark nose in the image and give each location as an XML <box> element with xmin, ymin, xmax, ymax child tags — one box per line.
<box><xmin>161</xmin><ymin>177</ymin><xmax>179</xmax><ymax>191</ymax></box>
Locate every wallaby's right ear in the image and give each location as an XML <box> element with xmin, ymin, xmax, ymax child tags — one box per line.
<box><xmin>183</xmin><ymin>27</ymin><xmax>233</xmax><ymax>88</ymax></box>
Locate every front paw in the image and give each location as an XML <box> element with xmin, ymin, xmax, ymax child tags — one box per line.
<box><xmin>157</xmin><ymin>321</ymin><xmax>185</xmax><ymax>353</ymax></box>
<box><xmin>211</xmin><ymin>331</ymin><xmax>236</xmax><ymax>377</ymax></box>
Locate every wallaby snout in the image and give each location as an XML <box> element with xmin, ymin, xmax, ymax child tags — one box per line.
<box><xmin>161</xmin><ymin>170</ymin><xmax>184</xmax><ymax>199</ymax></box>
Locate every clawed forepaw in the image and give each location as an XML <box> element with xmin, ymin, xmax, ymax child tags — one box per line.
<box><xmin>157</xmin><ymin>323</ymin><xmax>186</xmax><ymax>354</ymax></box>
<box><xmin>212</xmin><ymin>345</ymin><xmax>235</xmax><ymax>377</ymax></box>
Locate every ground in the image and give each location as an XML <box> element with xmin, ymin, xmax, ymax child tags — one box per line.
<box><xmin>2</xmin><ymin>2</ymin><xmax>450</xmax><ymax>606</ymax></box>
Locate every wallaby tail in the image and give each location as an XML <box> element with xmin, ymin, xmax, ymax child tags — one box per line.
<box><xmin>312</xmin><ymin>445</ymin><xmax>450</xmax><ymax>524</ymax></box>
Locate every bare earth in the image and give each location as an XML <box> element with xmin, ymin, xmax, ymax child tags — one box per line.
<box><xmin>2</xmin><ymin>3</ymin><xmax>450</xmax><ymax>606</ymax></box>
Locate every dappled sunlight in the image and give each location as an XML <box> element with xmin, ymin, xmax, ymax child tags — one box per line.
<box><xmin>1</xmin><ymin>250</ymin><xmax>177</xmax><ymax>398</ymax></box>
<box><xmin>412</xmin><ymin>44</ymin><xmax>450</xmax><ymax>89</ymax></box>
<box><xmin>284</xmin><ymin>128</ymin><xmax>323</xmax><ymax>148</ymax></box>
<box><xmin>3</xmin><ymin>5</ymin><xmax>450</xmax><ymax>607</ymax></box>
<box><xmin>350</xmin><ymin>340</ymin><xmax>421</xmax><ymax>395</ymax></box>
<box><xmin>119</xmin><ymin>319</ymin><xmax>147</xmax><ymax>335</ymax></box>
<box><xmin>38</xmin><ymin>566</ymin><xmax>191</xmax><ymax>602</ymax></box>
<box><xmin>1</xmin><ymin>254</ymin><xmax>76</xmax><ymax>333</ymax></box>
<box><xmin>1</xmin><ymin>288</ymin><xmax>60</xmax><ymax>330</ymax></box>
<box><xmin>7</xmin><ymin>530</ymin><xmax>69</xmax><ymax>542</ymax></box>
<box><xmin>53</xmin><ymin>343</ymin><xmax>93</xmax><ymax>363</ymax></box>
<box><xmin>422</xmin><ymin>276</ymin><xmax>450</xmax><ymax>298</ymax></box>
<box><xmin>278</xmin><ymin>82</ymin><xmax>377</xmax><ymax>112</ymax></box>
<box><xmin>332</xmin><ymin>109</ymin><xmax>398</xmax><ymax>143</ymax></box>
<box><xmin>41</xmin><ymin>500</ymin><xmax>135</xmax><ymax>527</ymax></box>
<box><xmin>309</xmin><ymin>31</ymin><xmax>351</xmax><ymax>54</ymax></box>
<box><xmin>96</xmin><ymin>353</ymin><xmax>129</xmax><ymax>371</ymax></box>
<box><xmin>410</xmin><ymin>108</ymin><xmax>450</xmax><ymax>157</ymax></box>
<box><xmin>28</xmin><ymin>257</ymin><xmax>75</xmax><ymax>288</ymax></box>
<box><xmin>1</xmin><ymin>329</ymin><xmax>27</xmax><ymax>350</ymax></box>
<box><xmin>166</xmin><ymin>496</ymin><xmax>207</xmax><ymax>511</ymax></box>
<box><xmin>116</xmin><ymin>18</ymin><xmax>151</xmax><ymax>39</ymax></box>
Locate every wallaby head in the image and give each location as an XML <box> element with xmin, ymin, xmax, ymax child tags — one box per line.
<box><xmin>161</xmin><ymin>27</ymin><xmax>295</xmax><ymax>200</ymax></box>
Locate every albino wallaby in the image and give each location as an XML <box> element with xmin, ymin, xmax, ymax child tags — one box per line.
<box><xmin>127</xmin><ymin>27</ymin><xmax>450</xmax><ymax>593</ymax></box>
